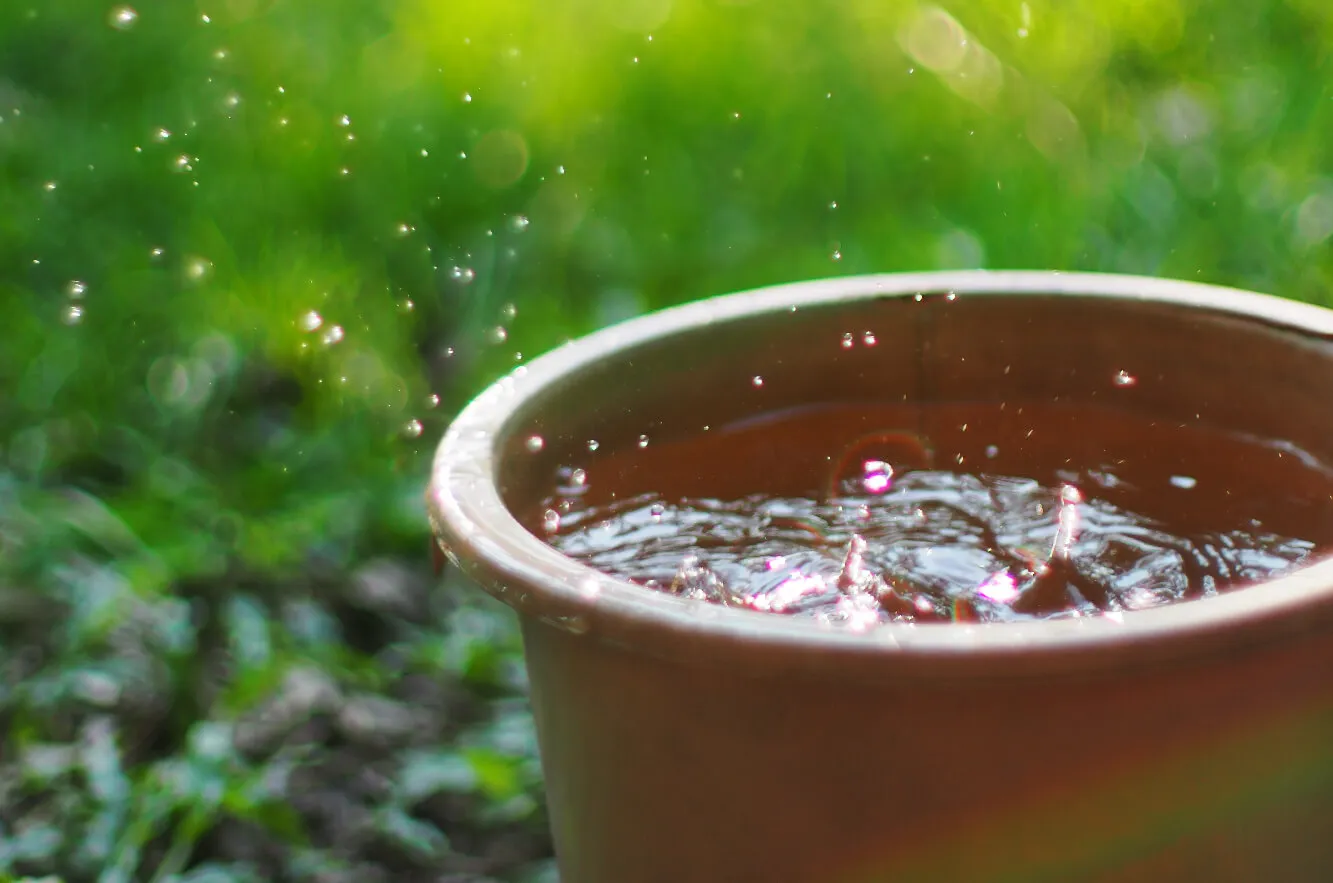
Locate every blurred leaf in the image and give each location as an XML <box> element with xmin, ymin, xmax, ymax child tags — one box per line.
<box><xmin>2</xmin><ymin>823</ymin><xmax>62</xmax><ymax>864</ymax></box>
<box><xmin>460</xmin><ymin>748</ymin><xmax>522</xmax><ymax>803</ymax></box>
<box><xmin>80</xmin><ymin>719</ymin><xmax>129</xmax><ymax>808</ymax></box>
<box><xmin>371</xmin><ymin>807</ymin><xmax>450</xmax><ymax>860</ymax></box>
<box><xmin>396</xmin><ymin>749</ymin><xmax>477</xmax><ymax>802</ymax></box>
<box><xmin>177</xmin><ymin>863</ymin><xmax>262</xmax><ymax>883</ymax></box>
<box><xmin>223</xmin><ymin>596</ymin><xmax>272</xmax><ymax>670</ymax></box>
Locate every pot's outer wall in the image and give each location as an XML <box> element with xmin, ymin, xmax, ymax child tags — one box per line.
<box><xmin>429</xmin><ymin>272</ymin><xmax>1333</xmax><ymax>881</ymax></box>
<box><xmin>524</xmin><ymin>616</ymin><xmax>1333</xmax><ymax>883</ymax></box>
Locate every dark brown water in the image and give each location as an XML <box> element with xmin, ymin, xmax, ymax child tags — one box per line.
<box><xmin>529</xmin><ymin>403</ymin><xmax>1333</xmax><ymax>625</ymax></box>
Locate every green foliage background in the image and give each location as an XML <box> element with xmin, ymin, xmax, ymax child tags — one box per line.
<box><xmin>1</xmin><ymin>0</ymin><xmax>1331</xmax><ymax>879</ymax></box>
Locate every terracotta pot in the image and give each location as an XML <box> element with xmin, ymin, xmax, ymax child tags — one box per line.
<box><xmin>427</xmin><ymin>272</ymin><xmax>1333</xmax><ymax>883</ymax></box>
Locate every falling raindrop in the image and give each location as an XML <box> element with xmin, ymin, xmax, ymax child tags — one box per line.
<box><xmin>542</xmin><ymin>509</ymin><xmax>561</xmax><ymax>533</ymax></box>
<box><xmin>752</xmin><ymin>375</ymin><xmax>764</xmax><ymax>387</ymax></box>
<box><xmin>500</xmin><ymin>303</ymin><xmax>518</xmax><ymax>320</ymax></box>
<box><xmin>638</xmin><ymin>434</ymin><xmax>650</xmax><ymax>448</ymax></box>
<box><xmin>462</xmin><ymin>92</ymin><xmax>473</xmax><ymax>103</ymax></box>
<box><xmin>321</xmin><ymin>325</ymin><xmax>345</xmax><ymax>346</ymax></box>
<box><xmin>449</xmin><ymin>266</ymin><xmax>476</xmax><ymax>285</ymax></box>
<box><xmin>67</xmin><ymin>280</ymin><xmax>86</xmax><ymax>298</ymax></box>
<box><xmin>862</xmin><ymin>331</ymin><xmax>877</xmax><ymax>347</ymax></box>
<box><xmin>525</xmin><ymin>435</ymin><xmax>545</xmax><ymax>453</ymax></box>
<box><xmin>831</xmin><ymin>248</ymin><xmax>842</xmax><ymax>262</ymax></box>
<box><xmin>587</xmin><ymin>439</ymin><xmax>600</xmax><ymax>452</ymax></box>
<box><xmin>1113</xmin><ymin>370</ymin><xmax>1137</xmax><ymax>388</ymax></box>
<box><xmin>425</xmin><ymin>393</ymin><xmax>441</xmax><ymax>408</ymax></box>
<box><xmin>488</xmin><ymin>326</ymin><xmax>508</xmax><ymax>344</ymax></box>
<box><xmin>108</xmin><ymin>5</ymin><xmax>138</xmax><ymax>29</ymax></box>
<box><xmin>402</xmin><ymin>419</ymin><xmax>424</xmax><ymax>439</ymax></box>
<box><xmin>840</xmin><ymin>332</ymin><xmax>855</xmax><ymax>349</ymax></box>
<box><xmin>509</xmin><ymin>214</ymin><xmax>530</xmax><ymax>232</ymax></box>
<box><xmin>153</xmin><ymin>127</ymin><xmax>171</xmax><ymax>141</ymax></box>
<box><xmin>299</xmin><ymin>310</ymin><xmax>323</xmax><ymax>332</ymax></box>
<box><xmin>43</xmin><ymin>181</ymin><xmax>57</xmax><ymax>192</ymax></box>
<box><xmin>63</xmin><ymin>305</ymin><xmax>85</xmax><ymax>325</ymax></box>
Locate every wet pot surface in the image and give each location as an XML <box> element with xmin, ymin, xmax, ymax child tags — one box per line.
<box><xmin>430</xmin><ymin>273</ymin><xmax>1333</xmax><ymax>883</ymax></box>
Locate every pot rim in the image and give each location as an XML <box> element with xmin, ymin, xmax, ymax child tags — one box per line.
<box><xmin>428</xmin><ymin>271</ymin><xmax>1333</xmax><ymax>675</ymax></box>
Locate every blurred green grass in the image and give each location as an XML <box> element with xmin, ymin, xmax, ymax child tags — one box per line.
<box><xmin>2</xmin><ymin>0</ymin><xmax>1332</xmax><ymax>879</ymax></box>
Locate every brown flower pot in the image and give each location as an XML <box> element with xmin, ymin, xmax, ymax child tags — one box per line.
<box><xmin>427</xmin><ymin>272</ymin><xmax>1333</xmax><ymax>883</ymax></box>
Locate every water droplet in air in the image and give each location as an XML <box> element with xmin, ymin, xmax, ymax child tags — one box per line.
<box><xmin>500</xmin><ymin>303</ymin><xmax>518</xmax><ymax>320</ymax></box>
<box><xmin>449</xmin><ymin>266</ymin><xmax>476</xmax><ymax>285</ymax></box>
<box><xmin>831</xmin><ymin>249</ymin><xmax>842</xmax><ymax>262</ymax></box>
<box><xmin>862</xmin><ymin>331</ymin><xmax>877</xmax><ymax>347</ymax></box>
<box><xmin>1114</xmin><ymin>370</ymin><xmax>1137</xmax><ymax>387</ymax></box>
<box><xmin>402</xmin><ymin>419</ymin><xmax>424</xmax><ymax>439</ymax></box>
<box><xmin>525</xmin><ymin>435</ymin><xmax>545</xmax><ymax>453</ymax></box>
<box><xmin>985</xmin><ymin>445</ymin><xmax>999</xmax><ymax>458</ymax></box>
<box><xmin>67</xmin><ymin>280</ymin><xmax>86</xmax><ymax>298</ymax></box>
<box><xmin>509</xmin><ymin>214</ymin><xmax>530</xmax><ymax>232</ymax></box>
<box><xmin>321</xmin><ymin>325</ymin><xmax>345</xmax><ymax>345</ymax></box>
<box><xmin>300</xmin><ymin>311</ymin><xmax>323</xmax><ymax>331</ymax></box>
<box><xmin>829</xmin><ymin>200</ymin><xmax>838</xmax><ymax>210</ymax></box>
<box><xmin>184</xmin><ymin>257</ymin><xmax>212</xmax><ymax>281</ymax></box>
<box><xmin>43</xmin><ymin>181</ymin><xmax>57</xmax><ymax>192</ymax></box>
<box><xmin>425</xmin><ymin>393</ymin><xmax>441</xmax><ymax>408</ymax></box>
<box><xmin>840</xmin><ymin>332</ymin><xmax>855</xmax><ymax>349</ymax></box>
<box><xmin>462</xmin><ymin>92</ymin><xmax>473</xmax><ymax>103</ymax></box>
<box><xmin>542</xmin><ymin>509</ymin><xmax>561</xmax><ymax>533</ymax></box>
<box><xmin>337</xmin><ymin>114</ymin><xmax>351</xmax><ymax>126</ymax></box>
<box><xmin>488</xmin><ymin>326</ymin><xmax>508</xmax><ymax>344</ymax></box>
<box><xmin>153</xmin><ymin>127</ymin><xmax>171</xmax><ymax>141</ymax></box>
<box><xmin>63</xmin><ymin>304</ymin><xmax>85</xmax><ymax>325</ymax></box>
<box><xmin>862</xmin><ymin>460</ymin><xmax>893</xmax><ymax>494</ymax></box>
<box><xmin>649</xmin><ymin>503</ymin><xmax>665</xmax><ymax>522</ymax></box>
<box><xmin>1170</xmin><ymin>475</ymin><xmax>1197</xmax><ymax>489</ymax></box>
<box><xmin>637</xmin><ymin>435</ymin><xmax>650</xmax><ymax>448</ymax></box>
<box><xmin>587</xmin><ymin>439</ymin><xmax>600</xmax><ymax>452</ymax></box>
<box><xmin>751</xmin><ymin>375</ymin><xmax>764</xmax><ymax>387</ymax></box>
<box><xmin>108</xmin><ymin>5</ymin><xmax>137</xmax><ymax>29</ymax></box>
